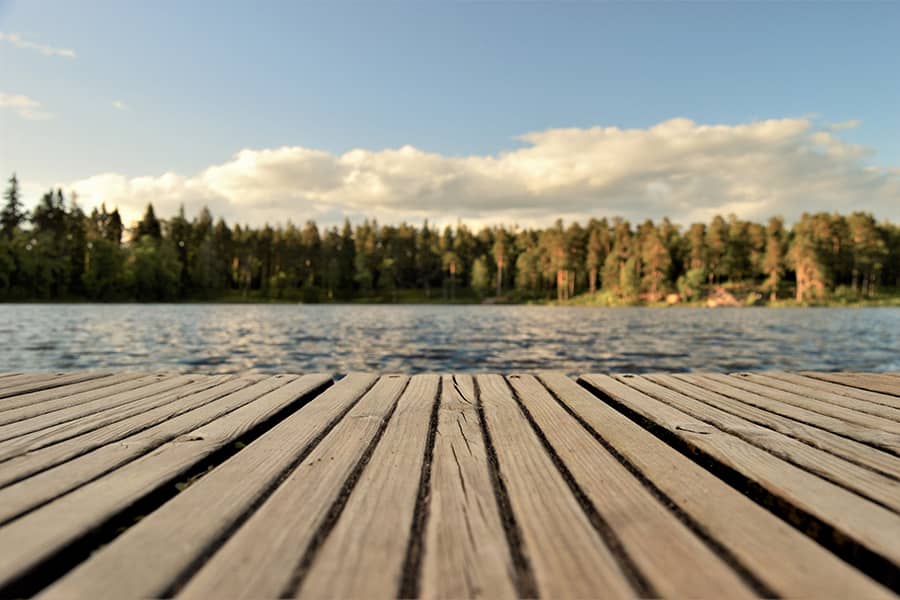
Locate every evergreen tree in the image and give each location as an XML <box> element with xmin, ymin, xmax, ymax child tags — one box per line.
<box><xmin>585</xmin><ymin>219</ymin><xmax>610</xmax><ymax>294</ymax></box>
<box><xmin>639</xmin><ymin>222</ymin><xmax>671</xmax><ymax>299</ymax></box>
<box><xmin>1</xmin><ymin>174</ymin><xmax>26</xmax><ymax>238</ymax></box>
<box><xmin>135</xmin><ymin>204</ymin><xmax>162</xmax><ymax>240</ymax></box>
<box><xmin>763</xmin><ymin>217</ymin><xmax>786</xmax><ymax>301</ymax></box>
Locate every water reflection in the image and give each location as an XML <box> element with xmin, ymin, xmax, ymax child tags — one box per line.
<box><xmin>1</xmin><ymin>304</ymin><xmax>898</xmax><ymax>374</ymax></box>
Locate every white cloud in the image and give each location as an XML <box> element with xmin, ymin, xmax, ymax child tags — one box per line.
<box><xmin>61</xmin><ymin>118</ymin><xmax>900</xmax><ymax>228</ymax></box>
<box><xmin>0</xmin><ymin>92</ymin><xmax>52</xmax><ymax>120</ymax></box>
<box><xmin>112</xmin><ymin>100</ymin><xmax>128</xmax><ymax>111</ymax></box>
<box><xmin>0</xmin><ymin>32</ymin><xmax>76</xmax><ymax>58</ymax></box>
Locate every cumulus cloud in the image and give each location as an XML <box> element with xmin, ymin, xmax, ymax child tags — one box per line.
<box><xmin>0</xmin><ymin>32</ymin><xmax>76</xmax><ymax>58</ymax></box>
<box><xmin>0</xmin><ymin>92</ymin><xmax>51</xmax><ymax>120</ymax></box>
<box><xmin>61</xmin><ymin>118</ymin><xmax>900</xmax><ymax>228</ymax></box>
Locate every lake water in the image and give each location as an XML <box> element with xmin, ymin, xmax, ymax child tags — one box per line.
<box><xmin>1</xmin><ymin>304</ymin><xmax>898</xmax><ymax>374</ymax></box>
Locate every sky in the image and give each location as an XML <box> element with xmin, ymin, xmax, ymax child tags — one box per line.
<box><xmin>1</xmin><ymin>0</ymin><xmax>899</xmax><ymax>228</ymax></box>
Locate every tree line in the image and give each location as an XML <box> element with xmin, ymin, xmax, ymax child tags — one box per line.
<box><xmin>1</xmin><ymin>173</ymin><xmax>898</xmax><ymax>303</ymax></box>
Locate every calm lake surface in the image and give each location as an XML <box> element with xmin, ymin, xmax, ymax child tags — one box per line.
<box><xmin>1</xmin><ymin>304</ymin><xmax>898</xmax><ymax>374</ymax></box>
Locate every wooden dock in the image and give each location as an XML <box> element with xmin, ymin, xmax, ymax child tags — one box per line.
<box><xmin>0</xmin><ymin>370</ymin><xmax>898</xmax><ymax>598</ymax></box>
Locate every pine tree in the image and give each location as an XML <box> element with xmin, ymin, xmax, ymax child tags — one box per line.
<box><xmin>639</xmin><ymin>224</ymin><xmax>671</xmax><ymax>300</ymax></box>
<box><xmin>763</xmin><ymin>217</ymin><xmax>786</xmax><ymax>301</ymax></box>
<box><xmin>135</xmin><ymin>204</ymin><xmax>162</xmax><ymax>240</ymax></box>
<box><xmin>585</xmin><ymin>219</ymin><xmax>610</xmax><ymax>294</ymax></box>
<box><xmin>1</xmin><ymin>173</ymin><xmax>26</xmax><ymax>238</ymax></box>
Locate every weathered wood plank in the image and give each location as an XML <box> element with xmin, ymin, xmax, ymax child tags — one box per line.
<box><xmin>645</xmin><ymin>374</ymin><xmax>900</xmax><ymax>481</ymax></box>
<box><xmin>0</xmin><ymin>372</ymin><xmax>113</xmax><ymax>399</ymax></box>
<box><xmin>0</xmin><ymin>373</ymin><xmax>62</xmax><ymax>392</ymax></box>
<box><xmin>700</xmin><ymin>372</ymin><xmax>900</xmax><ymax>434</ymax></box>
<box><xmin>675</xmin><ymin>373</ymin><xmax>900</xmax><ymax>454</ymax></box>
<box><xmin>0</xmin><ymin>374</ymin><xmax>332</xmax><ymax>593</ymax></box>
<box><xmin>296</xmin><ymin>375</ymin><xmax>440</xmax><ymax>598</ymax></box>
<box><xmin>0</xmin><ymin>374</ymin><xmax>203</xmax><ymax>441</ymax></box>
<box><xmin>623</xmin><ymin>375</ymin><xmax>900</xmax><ymax>513</ymax></box>
<box><xmin>803</xmin><ymin>372</ymin><xmax>900</xmax><ymax>397</ymax></box>
<box><xmin>581</xmin><ymin>373</ymin><xmax>900</xmax><ymax>588</ymax></box>
<box><xmin>0</xmin><ymin>375</ymin><xmax>283</xmax><ymax>524</ymax></box>
<box><xmin>739</xmin><ymin>373</ymin><xmax>900</xmax><ymax>421</ymax></box>
<box><xmin>0</xmin><ymin>375</ymin><xmax>237</xmax><ymax>462</ymax></box>
<box><xmin>763</xmin><ymin>371</ymin><xmax>900</xmax><ymax>411</ymax></box>
<box><xmin>38</xmin><ymin>374</ymin><xmax>377</xmax><ymax>600</ymax></box>
<box><xmin>178</xmin><ymin>375</ymin><xmax>408</xmax><ymax>599</ymax></box>
<box><xmin>0</xmin><ymin>372</ymin><xmax>149</xmax><ymax>414</ymax></box>
<box><xmin>506</xmin><ymin>374</ymin><xmax>755</xmax><ymax>598</ymax></box>
<box><xmin>419</xmin><ymin>375</ymin><xmax>517</xmax><ymax>600</ymax></box>
<box><xmin>476</xmin><ymin>373</ymin><xmax>635</xmax><ymax>598</ymax></box>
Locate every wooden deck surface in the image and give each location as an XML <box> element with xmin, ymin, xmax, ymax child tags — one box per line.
<box><xmin>0</xmin><ymin>370</ymin><xmax>898</xmax><ymax>598</ymax></box>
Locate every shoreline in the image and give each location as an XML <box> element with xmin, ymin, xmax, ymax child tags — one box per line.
<box><xmin>3</xmin><ymin>297</ymin><xmax>900</xmax><ymax>308</ymax></box>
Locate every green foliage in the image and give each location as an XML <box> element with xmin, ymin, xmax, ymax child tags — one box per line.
<box><xmin>1</xmin><ymin>173</ymin><xmax>900</xmax><ymax>305</ymax></box>
<box><xmin>677</xmin><ymin>268</ymin><xmax>707</xmax><ymax>301</ymax></box>
<box><xmin>470</xmin><ymin>256</ymin><xmax>491</xmax><ymax>297</ymax></box>
<box><xmin>1</xmin><ymin>174</ymin><xmax>26</xmax><ymax>238</ymax></box>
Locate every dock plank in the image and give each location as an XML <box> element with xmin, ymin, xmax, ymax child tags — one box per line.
<box><xmin>581</xmin><ymin>373</ymin><xmax>900</xmax><ymax>588</ymax></box>
<box><xmin>39</xmin><ymin>374</ymin><xmax>376</xmax><ymax>600</ymax></box>
<box><xmin>507</xmin><ymin>374</ymin><xmax>755</xmax><ymax>598</ymax></box>
<box><xmin>0</xmin><ymin>376</ymin><xmax>239</xmax><ymax>461</ymax></box>
<box><xmin>0</xmin><ymin>372</ymin><xmax>150</xmax><ymax>415</ymax></box>
<box><xmin>675</xmin><ymin>373</ymin><xmax>900</xmax><ymax>454</ymax></box>
<box><xmin>0</xmin><ymin>372</ymin><xmax>112</xmax><ymax>399</ymax></box>
<box><xmin>622</xmin><ymin>374</ymin><xmax>900</xmax><ymax>513</ymax></box>
<box><xmin>646</xmin><ymin>373</ymin><xmax>900</xmax><ymax>481</ymax></box>
<box><xmin>701</xmin><ymin>372</ymin><xmax>900</xmax><ymax>434</ymax></box>
<box><xmin>0</xmin><ymin>373</ymin><xmax>62</xmax><ymax>392</ymax></box>
<box><xmin>297</xmin><ymin>375</ymin><xmax>440</xmax><ymax>598</ymax></box>
<box><xmin>550</xmin><ymin>373</ymin><xmax>895</xmax><ymax>598</ymax></box>
<box><xmin>477</xmin><ymin>373</ymin><xmax>635</xmax><ymax>598</ymax></box>
<box><xmin>0</xmin><ymin>375</ymin><xmax>283</xmax><ymax>524</ymax></box>
<box><xmin>0</xmin><ymin>370</ymin><xmax>897</xmax><ymax>598</ymax></box>
<box><xmin>0</xmin><ymin>374</ymin><xmax>331</xmax><ymax>593</ymax></box>
<box><xmin>762</xmin><ymin>371</ymin><xmax>900</xmax><ymax>411</ymax></box>
<box><xmin>803</xmin><ymin>372</ymin><xmax>900</xmax><ymax>397</ymax></box>
<box><xmin>0</xmin><ymin>374</ymin><xmax>202</xmax><ymax>441</ymax></box>
<box><xmin>419</xmin><ymin>375</ymin><xmax>517</xmax><ymax>600</ymax></box>
<box><xmin>178</xmin><ymin>375</ymin><xmax>409</xmax><ymax>599</ymax></box>
<box><xmin>739</xmin><ymin>372</ymin><xmax>900</xmax><ymax>421</ymax></box>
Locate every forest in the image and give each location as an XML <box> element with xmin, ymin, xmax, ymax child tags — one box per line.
<box><xmin>1</xmin><ymin>174</ymin><xmax>898</xmax><ymax>305</ymax></box>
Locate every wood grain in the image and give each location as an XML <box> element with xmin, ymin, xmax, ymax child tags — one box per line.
<box><xmin>623</xmin><ymin>374</ymin><xmax>900</xmax><ymax>512</ymax></box>
<box><xmin>803</xmin><ymin>372</ymin><xmax>900</xmax><ymax>397</ymax></box>
<box><xmin>297</xmin><ymin>375</ymin><xmax>440</xmax><ymax>598</ymax></box>
<box><xmin>420</xmin><ymin>375</ymin><xmax>517</xmax><ymax>600</ymax></box>
<box><xmin>0</xmin><ymin>374</ymin><xmax>331</xmax><ymax>591</ymax></box>
<box><xmin>0</xmin><ymin>375</ymin><xmax>283</xmax><ymax>524</ymax></box>
<box><xmin>740</xmin><ymin>372</ymin><xmax>900</xmax><ymax>420</ymax></box>
<box><xmin>178</xmin><ymin>375</ymin><xmax>408</xmax><ymax>599</ymax></box>
<box><xmin>582</xmin><ymin>374</ymin><xmax>900</xmax><ymax>578</ymax></box>
<box><xmin>572</xmin><ymin>373</ymin><xmax>895</xmax><ymax>598</ymax></box>
<box><xmin>646</xmin><ymin>373</ymin><xmax>900</xmax><ymax>481</ymax></box>
<box><xmin>477</xmin><ymin>373</ymin><xmax>635</xmax><ymax>598</ymax></box>
<box><xmin>39</xmin><ymin>374</ymin><xmax>374</xmax><ymax>600</ymax></box>
<box><xmin>675</xmin><ymin>373</ymin><xmax>900</xmax><ymax>454</ymax></box>
<box><xmin>507</xmin><ymin>374</ymin><xmax>755</xmax><ymax>598</ymax></box>
<box><xmin>763</xmin><ymin>371</ymin><xmax>900</xmax><ymax>410</ymax></box>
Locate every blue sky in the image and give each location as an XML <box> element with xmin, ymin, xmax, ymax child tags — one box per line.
<box><xmin>1</xmin><ymin>0</ymin><xmax>899</xmax><ymax>226</ymax></box>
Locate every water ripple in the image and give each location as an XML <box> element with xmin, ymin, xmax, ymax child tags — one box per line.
<box><xmin>0</xmin><ymin>304</ymin><xmax>898</xmax><ymax>374</ymax></box>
